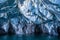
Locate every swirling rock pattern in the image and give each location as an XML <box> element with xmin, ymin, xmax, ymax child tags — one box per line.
<box><xmin>0</xmin><ymin>0</ymin><xmax>60</xmax><ymax>35</ymax></box>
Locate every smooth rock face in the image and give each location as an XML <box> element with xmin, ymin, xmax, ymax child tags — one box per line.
<box><xmin>0</xmin><ymin>0</ymin><xmax>60</xmax><ymax>35</ymax></box>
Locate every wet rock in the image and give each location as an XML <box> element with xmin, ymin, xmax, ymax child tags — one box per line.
<box><xmin>22</xmin><ymin>25</ymin><xmax>27</xmax><ymax>34</ymax></box>
<box><xmin>8</xmin><ymin>22</ymin><xmax>15</xmax><ymax>35</ymax></box>
<box><xmin>19</xmin><ymin>0</ymin><xmax>25</xmax><ymax>4</ymax></box>
<box><xmin>0</xmin><ymin>24</ymin><xmax>6</xmax><ymax>35</ymax></box>
<box><xmin>0</xmin><ymin>28</ymin><xmax>7</xmax><ymax>35</ymax></box>
<box><xmin>34</xmin><ymin>24</ymin><xmax>42</xmax><ymax>35</ymax></box>
<box><xmin>57</xmin><ymin>26</ymin><xmax>60</xmax><ymax>36</ymax></box>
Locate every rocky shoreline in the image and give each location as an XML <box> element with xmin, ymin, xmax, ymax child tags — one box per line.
<box><xmin>0</xmin><ymin>22</ymin><xmax>60</xmax><ymax>36</ymax></box>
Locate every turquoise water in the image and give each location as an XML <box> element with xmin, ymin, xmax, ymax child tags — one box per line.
<box><xmin>0</xmin><ymin>34</ymin><xmax>60</xmax><ymax>40</ymax></box>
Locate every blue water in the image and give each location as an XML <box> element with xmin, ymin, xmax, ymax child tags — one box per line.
<box><xmin>0</xmin><ymin>34</ymin><xmax>60</xmax><ymax>40</ymax></box>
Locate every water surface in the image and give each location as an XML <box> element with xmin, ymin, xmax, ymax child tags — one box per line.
<box><xmin>0</xmin><ymin>34</ymin><xmax>60</xmax><ymax>40</ymax></box>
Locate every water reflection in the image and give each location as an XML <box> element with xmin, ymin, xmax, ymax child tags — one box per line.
<box><xmin>0</xmin><ymin>34</ymin><xmax>60</xmax><ymax>40</ymax></box>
